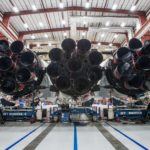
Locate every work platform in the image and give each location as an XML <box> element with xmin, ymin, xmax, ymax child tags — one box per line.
<box><xmin>0</xmin><ymin>122</ymin><xmax>150</xmax><ymax>150</ymax></box>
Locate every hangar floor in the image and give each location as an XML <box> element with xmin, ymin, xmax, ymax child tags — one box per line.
<box><xmin>0</xmin><ymin>122</ymin><xmax>150</xmax><ymax>150</ymax></box>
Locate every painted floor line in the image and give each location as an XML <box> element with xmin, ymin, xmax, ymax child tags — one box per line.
<box><xmin>105</xmin><ymin>122</ymin><xmax>149</xmax><ymax>150</ymax></box>
<box><xmin>96</xmin><ymin>123</ymin><xmax>128</xmax><ymax>150</ymax></box>
<box><xmin>74</xmin><ymin>124</ymin><xmax>78</xmax><ymax>150</ymax></box>
<box><xmin>5</xmin><ymin>123</ymin><xmax>45</xmax><ymax>150</ymax></box>
<box><xmin>23</xmin><ymin>123</ymin><xmax>55</xmax><ymax>150</ymax></box>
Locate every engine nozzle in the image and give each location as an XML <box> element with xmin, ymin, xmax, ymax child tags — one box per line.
<box><xmin>56</xmin><ymin>76</ymin><xmax>70</xmax><ymax>90</ymax></box>
<box><xmin>77</xmin><ymin>39</ymin><xmax>91</xmax><ymax>54</ymax></box>
<box><xmin>0</xmin><ymin>56</ymin><xmax>14</xmax><ymax>71</ymax></box>
<box><xmin>61</xmin><ymin>38</ymin><xmax>76</xmax><ymax>53</ymax></box>
<box><xmin>16</xmin><ymin>68</ymin><xmax>31</xmax><ymax>82</ymax></box>
<box><xmin>1</xmin><ymin>78</ymin><xmax>16</xmax><ymax>93</ymax></box>
<box><xmin>88</xmin><ymin>50</ymin><xmax>103</xmax><ymax>65</ymax></box>
<box><xmin>47</xmin><ymin>62</ymin><xmax>61</xmax><ymax>77</ymax></box>
<box><xmin>20</xmin><ymin>51</ymin><xmax>35</xmax><ymax>66</ymax></box>
<box><xmin>68</xmin><ymin>57</ymin><xmax>82</xmax><ymax>72</ymax></box>
<box><xmin>10</xmin><ymin>40</ymin><xmax>24</xmax><ymax>54</ymax></box>
<box><xmin>49</xmin><ymin>48</ymin><xmax>63</xmax><ymax>61</ymax></box>
<box><xmin>74</xmin><ymin>77</ymin><xmax>90</xmax><ymax>93</ymax></box>
<box><xmin>0</xmin><ymin>40</ymin><xmax>9</xmax><ymax>53</ymax></box>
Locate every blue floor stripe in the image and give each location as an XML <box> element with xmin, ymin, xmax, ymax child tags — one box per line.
<box><xmin>5</xmin><ymin>123</ymin><xmax>45</xmax><ymax>150</ymax></box>
<box><xmin>74</xmin><ymin>124</ymin><xmax>78</xmax><ymax>150</ymax></box>
<box><xmin>105</xmin><ymin>122</ymin><xmax>149</xmax><ymax>150</ymax></box>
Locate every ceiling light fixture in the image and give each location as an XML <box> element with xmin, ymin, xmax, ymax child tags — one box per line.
<box><xmin>85</xmin><ymin>1</ymin><xmax>90</xmax><ymax>9</ymax></box>
<box><xmin>23</xmin><ymin>23</ymin><xmax>28</xmax><ymax>29</ymax></box>
<box><xmin>101</xmin><ymin>33</ymin><xmax>105</xmax><ymax>38</ymax></box>
<box><xmin>48</xmin><ymin>43</ymin><xmax>52</xmax><ymax>47</ymax></box>
<box><xmin>130</xmin><ymin>5</ymin><xmax>136</xmax><ymax>12</ymax></box>
<box><xmin>59</xmin><ymin>2</ymin><xmax>64</xmax><ymax>9</ymax></box>
<box><xmin>98</xmin><ymin>43</ymin><xmax>101</xmax><ymax>46</ymax></box>
<box><xmin>37</xmin><ymin>43</ymin><xmax>40</xmax><ymax>47</ymax></box>
<box><xmin>31</xmin><ymin>35</ymin><xmax>35</xmax><ymax>39</ymax></box>
<box><xmin>121</xmin><ymin>22</ymin><xmax>126</xmax><ymax>27</ymax></box>
<box><xmin>105</xmin><ymin>21</ymin><xmax>110</xmax><ymax>27</ymax></box>
<box><xmin>82</xmin><ymin>32</ymin><xmax>86</xmax><ymax>36</ymax></box>
<box><xmin>63</xmin><ymin>32</ymin><xmax>67</xmax><ymax>37</ymax></box>
<box><xmin>62</xmin><ymin>20</ymin><xmax>66</xmax><ymax>25</ymax></box>
<box><xmin>83</xmin><ymin>21</ymin><xmax>87</xmax><ymax>25</ymax></box>
<box><xmin>109</xmin><ymin>43</ymin><xmax>113</xmax><ymax>47</ymax></box>
<box><xmin>112</xmin><ymin>4</ymin><xmax>117</xmax><ymax>10</ymax></box>
<box><xmin>44</xmin><ymin>34</ymin><xmax>48</xmax><ymax>38</ymax></box>
<box><xmin>12</xmin><ymin>6</ymin><xmax>19</xmax><ymax>13</ymax></box>
<box><xmin>114</xmin><ymin>34</ymin><xmax>118</xmax><ymax>39</ymax></box>
<box><xmin>32</xmin><ymin>5</ymin><xmax>37</xmax><ymax>11</ymax></box>
<box><xmin>39</xmin><ymin>22</ymin><xmax>44</xmax><ymax>27</ymax></box>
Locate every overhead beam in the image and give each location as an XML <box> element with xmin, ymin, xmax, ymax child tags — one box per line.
<box><xmin>111</xmin><ymin>32</ymin><xmax>128</xmax><ymax>35</ymax></box>
<box><xmin>19</xmin><ymin>27</ymin><xmax>127</xmax><ymax>36</ymax></box>
<box><xmin>139</xmin><ymin>15</ymin><xmax>147</xmax><ymax>25</ymax></box>
<box><xmin>29</xmin><ymin>41</ymin><xmax>121</xmax><ymax>48</ymax></box>
<box><xmin>141</xmin><ymin>34</ymin><xmax>150</xmax><ymax>42</ymax></box>
<box><xmin>19</xmin><ymin>27</ymin><xmax>70</xmax><ymax>35</ymax></box>
<box><xmin>3</xmin><ymin>15</ymin><xmax>10</xmax><ymax>27</ymax></box>
<box><xmin>4</xmin><ymin>6</ymin><xmax>145</xmax><ymax>17</ymax></box>
<box><xmin>88</xmin><ymin>26</ymin><xmax>133</xmax><ymax>32</ymax></box>
<box><xmin>0</xmin><ymin>32</ymin><xmax>7</xmax><ymax>40</ymax></box>
<box><xmin>144</xmin><ymin>31</ymin><xmax>150</xmax><ymax>36</ymax></box>
<box><xmin>70</xmin><ymin>16</ymin><xmax>139</xmax><ymax>24</ymax></box>
<box><xmin>134</xmin><ymin>19</ymin><xmax>150</xmax><ymax>38</ymax></box>
<box><xmin>0</xmin><ymin>21</ymin><xmax>18</xmax><ymax>41</ymax></box>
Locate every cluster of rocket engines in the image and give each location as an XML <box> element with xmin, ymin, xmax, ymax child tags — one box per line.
<box><xmin>0</xmin><ymin>40</ymin><xmax>44</xmax><ymax>98</ymax></box>
<box><xmin>47</xmin><ymin>38</ymin><xmax>103</xmax><ymax>97</ymax></box>
<box><xmin>0</xmin><ymin>37</ymin><xmax>149</xmax><ymax>98</ymax></box>
<box><xmin>106</xmin><ymin>38</ymin><xmax>150</xmax><ymax>96</ymax></box>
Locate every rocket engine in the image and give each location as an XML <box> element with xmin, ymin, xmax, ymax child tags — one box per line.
<box><xmin>47</xmin><ymin>38</ymin><xmax>103</xmax><ymax>97</ymax></box>
<box><xmin>0</xmin><ymin>40</ymin><xmax>45</xmax><ymax>98</ymax></box>
<box><xmin>105</xmin><ymin>38</ymin><xmax>150</xmax><ymax>97</ymax></box>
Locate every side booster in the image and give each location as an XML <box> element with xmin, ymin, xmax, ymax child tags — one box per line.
<box><xmin>105</xmin><ymin>38</ymin><xmax>150</xmax><ymax>97</ymax></box>
<box><xmin>0</xmin><ymin>40</ymin><xmax>45</xmax><ymax>98</ymax></box>
<box><xmin>47</xmin><ymin>38</ymin><xmax>103</xmax><ymax>97</ymax></box>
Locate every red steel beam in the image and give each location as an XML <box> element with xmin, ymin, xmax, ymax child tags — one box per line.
<box><xmin>139</xmin><ymin>15</ymin><xmax>147</xmax><ymax>26</ymax></box>
<box><xmin>19</xmin><ymin>27</ymin><xmax>71</xmax><ymax>35</ymax></box>
<box><xmin>0</xmin><ymin>32</ymin><xmax>4</xmax><ymax>36</ymax></box>
<box><xmin>141</xmin><ymin>31</ymin><xmax>150</xmax><ymax>42</ymax></box>
<box><xmin>18</xmin><ymin>34</ymin><xmax>24</xmax><ymax>41</ymax></box>
<box><xmin>3</xmin><ymin>15</ymin><xmax>10</xmax><ymax>27</ymax></box>
<box><xmin>0</xmin><ymin>32</ymin><xmax>7</xmax><ymax>40</ymax></box>
<box><xmin>141</xmin><ymin>35</ymin><xmax>150</xmax><ymax>42</ymax></box>
<box><xmin>134</xmin><ymin>19</ymin><xmax>150</xmax><ymax>38</ymax></box>
<box><xmin>111</xmin><ymin>32</ymin><xmax>128</xmax><ymax>35</ymax></box>
<box><xmin>19</xmin><ymin>27</ymin><xmax>128</xmax><ymax>45</ymax></box>
<box><xmin>4</xmin><ymin>6</ymin><xmax>145</xmax><ymax>17</ymax></box>
<box><xmin>19</xmin><ymin>27</ymin><xmax>128</xmax><ymax>36</ymax></box>
<box><xmin>0</xmin><ymin>21</ymin><xmax>17</xmax><ymax>41</ymax></box>
<box><xmin>77</xmin><ymin>27</ymin><xmax>88</xmax><ymax>31</ymax></box>
<box><xmin>144</xmin><ymin>31</ymin><xmax>150</xmax><ymax>36</ymax></box>
<box><xmin>30</xmin><ymin>41</ymin><xmax>121</xmax><ymax>49</ymax></box>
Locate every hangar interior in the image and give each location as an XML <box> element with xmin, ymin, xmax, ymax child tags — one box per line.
<box><xmin>0</xmin><ymin>0</ymin><xmax>150</xmax><ymax>149</ymax></box>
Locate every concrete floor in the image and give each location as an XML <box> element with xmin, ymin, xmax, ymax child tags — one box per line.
<box><xmin>0</xmin><ymin>122</ymin><xmax>150</xmax><ymax>150</ymax></box>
